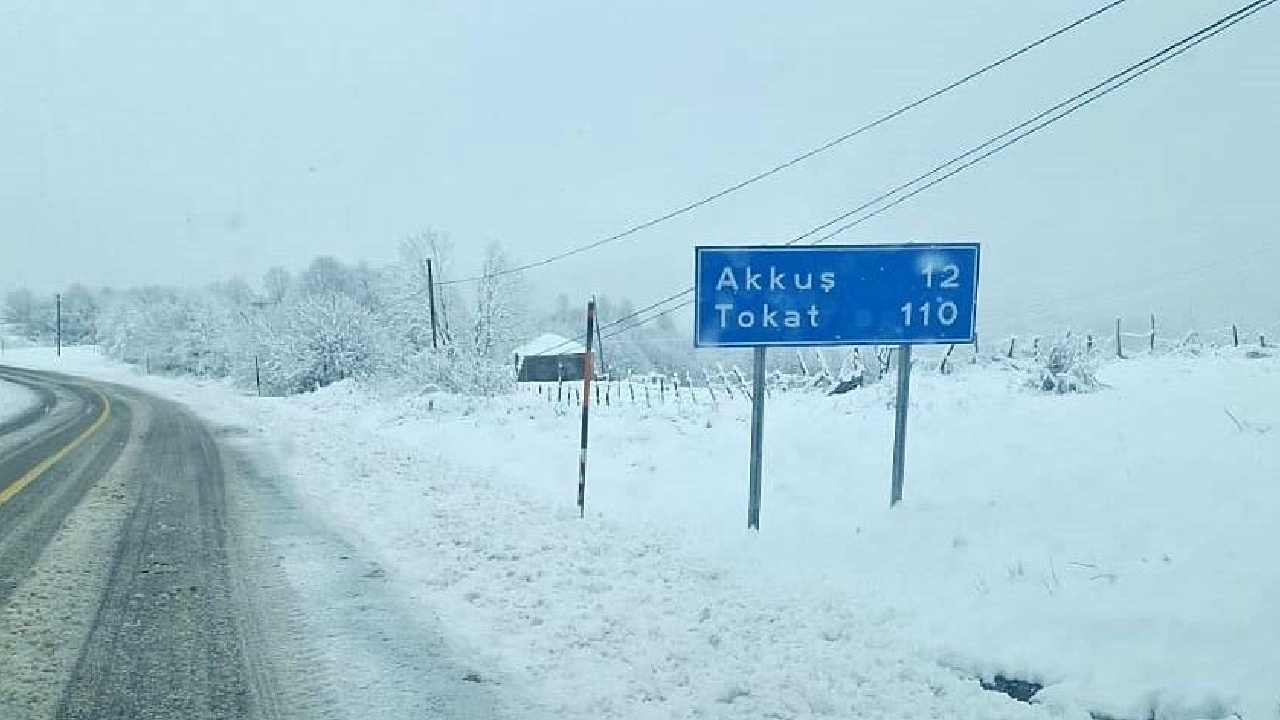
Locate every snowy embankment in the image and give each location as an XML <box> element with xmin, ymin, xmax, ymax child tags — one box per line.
<box><xmin>0</xmin><ymin>377</ymin><xmax>38</xmax><ymax>425</ymax></box>
<box><xmin>7</xmin><ymin>346</ymin><xmax>1279</xmax><ymax>719</ymax></box>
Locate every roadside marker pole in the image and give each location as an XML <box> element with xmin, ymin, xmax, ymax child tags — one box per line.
<box><xmin>747</xmin><ymin>346</ymin><xmax>767</xmax><ymax>530</ymax></box>
<box><xmin>254</xmin><ymin>356</ymin><xmax>262</xmax><ymax>396</ymax></box>
<box><xmin>890</xmin><ymin>344</ymin><xmax>913</xmax><ymax>507</ymax></box>
<box><xmin>56</xmin><ymin>293</ymin><xmax>62</xmax><ymax>357</ymax></box>
<box><xmin>577</xmin><ymin>299</ymin><xmax>596</xmax><ymax>518</ymax></box>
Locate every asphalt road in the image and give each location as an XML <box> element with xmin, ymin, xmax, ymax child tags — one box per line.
<box><xmin>0</xmin><ymin>366</ymin><xmax>283</xmax><ymax>719</ymax></box>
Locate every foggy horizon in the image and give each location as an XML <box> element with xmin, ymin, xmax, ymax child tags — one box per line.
<box><xmin>3</xmin><ymin>0</ymin><xmax>1277</xmax><ymax>340</ymax></box>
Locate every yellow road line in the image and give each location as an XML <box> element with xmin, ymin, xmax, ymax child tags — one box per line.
<box><xmin>0</xmin><ymin>389</ymin><xmax>112</xmax><ymax>507</ymax></box>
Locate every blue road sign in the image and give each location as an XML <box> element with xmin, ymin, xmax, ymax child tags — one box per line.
<box><xmin>694</xmin><ymin>243</ymin><xmax>979</xmax><ymax>347</ymax></box>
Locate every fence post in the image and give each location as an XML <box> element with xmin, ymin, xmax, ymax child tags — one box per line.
<box><xmin>815</xmin><ymin>349</ymin><xmax>833</xmax><ymax>380</ymax></box>
<box><xmin>1115</xmin><ymin>318</ymin><xmax>1124</xmax><ymax>359</ymax></box>
<box><xmin>1149</xmin><ymin>314</ymin><xmax>1156</xmax><ymax>352</ymax></box>
<box><xmin>1261</xmin><ymin>334</ymin><xmax>1268</xmax><ymax>349</ymax></box>
<box><xmin>1007</xmin><ymin>337</ymin><xmax>1016</xmax><ymax>359</ymax></box>
<box><xmin>1232</xmin><ymin>324</ymin><xmax>1240</xmax><ymax>348</ymax></box>
<box><xmin>732</xmin><ymin>365</ymin><xmax>750</xmax><ymax>398</ymax></box>
<box><xmin>940</xmin><ymin>344</ymin><xmax>956</xmax><ymax>374</ymax></box>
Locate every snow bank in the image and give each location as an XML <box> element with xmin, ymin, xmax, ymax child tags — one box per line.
<box><xmin>8</xmin><ymin>345</ymin><xmax>1279</xmax><ymax>719</ymax></box>
<box><xmin>0</xmin><ymin>376</ymin><xmax>38</xmax><ymax>425</ymax></box>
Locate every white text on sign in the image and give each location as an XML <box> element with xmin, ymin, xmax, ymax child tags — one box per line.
<box><xmin>713</xmin><ymin>266</ymin><xmax>837</xmax><ymax>330</ymax></box>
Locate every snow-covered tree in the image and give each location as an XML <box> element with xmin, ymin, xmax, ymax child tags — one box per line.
<box><xmin>470</xmin><ymin>241</ymin><xmax>527</xmax><ymax>360</ymax></box>
<box><xmin>262</xmin><ymin>266</ymin><xmax>292</xmax><ymax>305</ymax></box>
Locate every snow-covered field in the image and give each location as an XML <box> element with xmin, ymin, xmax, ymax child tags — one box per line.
<box><xmin>0</xmin><ymin>377</ymin><xmax>38</xmax><ymax>425</ymax></box>
<box><xmin>6</xmin><ymin>346</ymin><xmax>1279</xmax><ymax>720</ymax></box>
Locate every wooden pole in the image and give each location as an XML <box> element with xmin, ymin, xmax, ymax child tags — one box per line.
<box><xmin>426</xmin><ymin>259</ymin><xmax>440</xmax><ymax>350</ymax></box>
<box><xmin>577</xmin><ymin>299</ymin><xmax>596</xmax><ymax>518</ymax></box>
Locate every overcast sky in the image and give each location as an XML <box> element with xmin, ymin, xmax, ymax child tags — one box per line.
<box><xmin>2</xmin><ymin>0</ymin><xmax>1277</xmax><ymax>337</ymax></box>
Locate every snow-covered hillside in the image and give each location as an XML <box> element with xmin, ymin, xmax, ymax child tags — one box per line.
<box><xmin>7</xmin><ymin>347</ymin><xmax>1278</xmax><ymax>719</ymax></box>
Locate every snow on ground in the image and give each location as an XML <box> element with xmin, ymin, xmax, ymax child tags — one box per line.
<box><xmin>0</xmin><ymin>376</ymin><xmax>38</xmax><ymax>424</ymax></box>
<box><xmin>7</xmin><ymin>345</ymin><xmax>1279</xmax><ymax>719</ymax></box>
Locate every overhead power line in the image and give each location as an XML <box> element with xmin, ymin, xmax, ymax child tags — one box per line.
<box><xmin>435</xmin><ymin>0</ymin><xmax>1133</xmax><ymax>287</ymax></box>
<box><xmin>552</xmin><ymin>0</ymin><xmax>1275</xmax><ymax>354</ymax></box>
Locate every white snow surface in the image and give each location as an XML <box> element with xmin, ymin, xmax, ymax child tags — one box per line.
<box><xmin>7</xmin><ymin>346</ymin><xmax>1280</xmax><ymax>720</ymax></box>
<box><xmin>513</xmin><ymin>333</ymin><xmax>586</xmax><ymax>357</ymax></box>
<box><xmin>0</xmin><ymin>377</ymin><xmax>38</xmax><ymax>425</ymax></box>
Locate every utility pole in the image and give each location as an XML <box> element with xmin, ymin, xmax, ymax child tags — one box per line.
<box><xmin>426</xmin><ymin>259</ymin><xmax>440</xmax><ymax>350</ymax></box>
<box><xmin>56</xmin><ymin>293</ymin><xmax>62</xmax><ymax>357</ymax></box>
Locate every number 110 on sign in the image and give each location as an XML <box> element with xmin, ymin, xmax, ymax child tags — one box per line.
<box><xmin>901</xmin><ymin>261</ymin><xmax>962</xmax><ymax>328</ymax></box>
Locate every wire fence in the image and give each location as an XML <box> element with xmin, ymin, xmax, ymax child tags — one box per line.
<box><xmin>522</xmin><ymin>317</ymin><xmax>1279</xmax><ymax>410</ymax></box>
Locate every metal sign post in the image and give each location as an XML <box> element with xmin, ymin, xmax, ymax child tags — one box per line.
<box><xmin>694</xmin><ymin>243</ymin><xmax>980</xmax><ymax>516</ymax></box>
<box><xmin>890</xmin><ymin>344</ymin><xmax>912</xmax><ymax>507</ymax></box>
<box><xmin>747</xmin><ymin>346</ymin><xmax>766</xmax><ymax>529</ymax></box>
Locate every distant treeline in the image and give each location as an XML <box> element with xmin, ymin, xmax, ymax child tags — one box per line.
<box><xmin>2</xmin><ymin>233</ymin><xmax>715</xmax><ymax>395</ymax></box>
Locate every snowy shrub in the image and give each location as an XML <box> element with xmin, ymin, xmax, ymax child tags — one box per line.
<box><xmin>254</xmin><ymin>292</ymin><xmax>393</xmax><ymax>395</ymax></box>
<box><xmin>97</xmin><ymin>288</ymin><xmax>236</xmax><ymax>378</ymax></box>
<box><xmin>1026</xmin><ymin>334</ymin><xmax>1101</xmax><ymax>394</ymax></box>
<box><xmin>384</xmin><ymin>346</ymin><xmax>516</xmax><ymax>397</ymax></box>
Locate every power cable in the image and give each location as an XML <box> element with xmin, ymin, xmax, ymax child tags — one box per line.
<box><xmin>434</xmin><ymin>0</ymin><xmax>1134</xmax><ymax>287</ymax></box>
<box><xmin>549</xmin><ymin>0</ymin><xmax>1275</xmax><ymax>354</ymax></box>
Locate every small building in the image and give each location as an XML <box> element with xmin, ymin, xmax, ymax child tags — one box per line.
<box><xmin>513</xmin><ymin>333</ymin><xmax>589</xmax><ymax>382</ymax></box>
